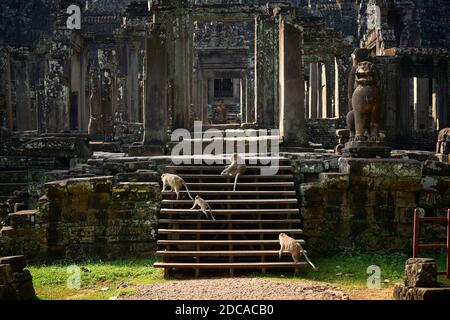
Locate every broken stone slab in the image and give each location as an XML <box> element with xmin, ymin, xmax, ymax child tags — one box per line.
<box><xmin>127</xmin><ymin>144</ymin><xmax>167</xmax><ymax>157</ymax></box>
<box><xmin>115</xmin><ymin>170</ymin><xmax>160</xmax><ymax>183</ymax></box>
<box><xmin>339</xmin><ymin>158</ymin><xmax>423</xmax><ymax>178</ymax></box>
<box><xmin>0</xmin><ymin>255</ymin><xmax>27</xmax><ymax>272</ymax></box>
<box><xmin>18</xmin><ymin>136</ymin><xmax>92</xmax><ymax>159</ymax></box>
<box><xmin>404</xmin><ymin>258</ymin><xmax>438</xmax><ymax>288</ymax></box>
<box><xmin>394</xmin><ymin>283</ymin><xmax>450</xmax><ymax>300</ymax></box>
<box><xmin>391</xmin><ymin>150</ymin><xmax>438</xmax><ymax>162</ymax></box>
<box><xmin>103</xmin><ymin>162</ymin><xmax>125</xmax><ymax>173</ymax></box>
<box><xmin>422</xmin><ymin>160</ymin><xmax>450</xmax><ymax>176</ymax></box>
<box><xmin>124</xmin><ymin>161</ymin><xmax>153</xmax><ymax>172</ymax></box>
<box><xmin>341</xmin><ymin>141</ymin><xmax>391</xmax><ymax>158</ymax></box>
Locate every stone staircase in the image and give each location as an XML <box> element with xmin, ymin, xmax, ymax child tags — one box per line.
<box><xmin>154</xmin><ymin>156</ymin><xmax>307</xmax><ymax>277</ymax></box>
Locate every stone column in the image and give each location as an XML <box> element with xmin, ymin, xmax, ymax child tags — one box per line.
<box><xmin>240</xmin><ymin>76</ymin><xmax>248</xmax><ymax>123</ymax></box>
<box><xmin>317</xmin><ymin>62</ymin><xmax>324</xmax><ymax>118</ymax></box>
<box><xmin>80</xmin><ymin>47</ymin><xmax>89</xmax><ymax>131</ymax></box>
<box><xmin>255</xmin><ymin>16</ymin><xmax>278</xmax><ymax>128</ymax></box>
<box><xmin>436</xmin><ymin>61</ymin><xmax>449</xmax><ymax>130</ymax></box>
<box><xmin>398</xmin><ymin>73</ymin><xmax>412</xmax><ymax>134</ymax></box>
<box><xmin>309</xmin><ymin>62</ymin><xmax>319</xmax><ymax>119</ymax></box>
<box><xmin>88</xmin><ymin>65</ymin><xmax>103</xmax><ymax>138</ymax></box>
<box><xmin>173</xmin><ymin>14</ymin><xmax>191</xmax><ymax>130</ymax></box>
<box><xmin>127</xmin><ymin>41</ymin><xmax>141</xmax><ymax>123</ymax></box>
<box><xmin>335</xmin><ymin>55</ymin><xmax>349</xmax><ymax>118</ymax></box>
<box><xmin>278</xmin><ymin>18</ymin><xmax>306</xmax><ymax>145</ymax></box>
<box><xmin>2</xmin><ymin>51</ymin><xmax>14</xmax><ymax>130</ymax></box>
<box><xmin>13</xmin><ymin>57</ymin><xmax>33</xmax><ymax>131</ymax></box>
<box><xmin>202</xmin><ymin>77</ymin><xmax>209</xmax><ymax>124</ymax></box>
<box><xmin>413</xmin><ymin>77</ymin><xmax>430</xmax><ymax>130</ymax></box>
<box><xmin>324</xmin><ymin>57</ymin><xmax>335</xmax><ymax>118</ymax></box>
<box><xmin>142</xmin><ymin>25</ymin><xmax>167</xmax><ymax>145</ymax></box>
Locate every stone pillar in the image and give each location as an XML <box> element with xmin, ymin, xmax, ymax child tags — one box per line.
<box><xmin>398</xmin><ymin>73</ymin><xmax>413</xmax><ymax>134</ymax></box>
<box><xmin>143</xmin><ymin>25</ymin><xmax>167</xmax><ymax>145</ymax></box>
<box><xmin>318</xmin><ymin>62</ymin><xmax>324</xmax><ymax>118</ymax></box>
<box><xmin>173</xmin><ymin>14</ymin><xmax>191</xmax><ymax>130</ymax></box>
<box><xmin>278</xmin><ymin>18</ymin><xmax>306</xmax><ymax>145</ymax></box>
<box><xmin>436</xmin><ymin>62</ymin><xmax>449</xmax><ymax>130</ymax></box>
<box><xmin>128</xmin><ymin>41</ymin><xmax>141</xmax><ymax>123</ymax></box>
<box><xmin>432</xmin><ymin>78</ymin><xmax>438</xmax><ymax>130</ymax></box>
<box><xmin>335</xmin><ymin>55</ymin><xmax>349</xmax><ymax>118</ymax></box>
<box><xmin>13</xmin><ymin>57</ymin><xmax>33</xmax><ymax>131</ymax></box>
<box><xmin>88</xmin><ymin>65</ymin><xmax>103</xmax><ymax>138</ymax></box>
<box><xmin>202</xmin><ymin>78</ymin><xmax>209</xmax><ymax>124</ymax></box>
<box><xmin>309</xmin><ymin>62</ymin><xmax>319</xmax><ymax>119</ymax></box>
<box><xmin>324</xmin><ymin>57</ymin><xmax>335</xmax><ymax>118</ymax></box>
<box><xmin>240</xmin><ymin>76</ymin><xmax>248</xmax><ymax>123</ymax></box>
<box><xmin>80</xmin><ymin>47</ymin><xmax>89</xmax><ymax>131</ymax></box>
<box><xmin>255</xmin><ymin>16</ymin><xmax>278</xmax><ymax>128</ymax></box>
<box><xmin>413</xmin><ymin>77</ymin><xmax>430</xmax><ymax>130</ymax></box>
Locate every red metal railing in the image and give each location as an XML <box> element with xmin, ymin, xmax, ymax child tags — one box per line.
<box><xmin>413</xmin><ymin>208</ymin><xmax>450</xmax><ymax>278</ymax></box>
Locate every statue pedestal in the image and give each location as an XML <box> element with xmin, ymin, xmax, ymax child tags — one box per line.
<box><xmin>342</xmin><ymin>141</ymin><xmax>391</xmax><ymax>158</ymax></box>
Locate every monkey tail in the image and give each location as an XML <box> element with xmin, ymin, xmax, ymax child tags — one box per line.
<box><xmin>207</xmin><ymin>204</ymin><xmax>215</xmax><ymax>221</ymax></box>
<box><xmin>303</xmin><ymin>252</ymin><xmax>318</xmax><ymax>271</ymax></box>
<box><xmin>183</xmin><ymin>182</ymin><xmax>194</xmax><ymax>201</ymax></box>
<box><xmin>233</xmin><ymin>173</ymin><xmax>240</xmax><ymax>191</ymax></box>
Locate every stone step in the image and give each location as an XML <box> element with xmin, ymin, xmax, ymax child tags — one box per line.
<box><xmin>164</xmin><ymin>165</ymin><xmax>292</xmax><ymax>173</ymax></box>
<box><xmin>160</xmin><ymin>208</ymin><xmax>300</xmax><ymax>215</ymax></box>
<box><xmin>158</xmin><ymin>219</ymin><xmax>301</xmax><ymax>224</ymax></box>
<box><xmin>157</xmin><ymin>239</ymin><xmax>305</xmax><ymax>246</ymax></box>
<box><xmin>184</xmin><ymin>182</ymin><xmax>295</xmax><ymax>188</ymax></box>
<box><xmin>177</xmin><ymin>175</ymin><xmax>294</xmax><ymax>182</ymax></box>
<box><xmin>169</xmin><ymin>156</ymin><xmax>291</xmax><ymax>165</ymax></box>
<box><xmin>155</xmin><ymin>250</ymin><xmax>300</xmax><ymax>257</ymax></box>
<box><xmin>162</xmin><ymin>190</ymin><xmax>297</xmax><ymax>197</ymax></box>
<box><xmin>161</xmin><ymin>199</ymin><xmax>298</xmax><ymax>206</ymax></box>
<box><xmin>154</xmin><ymin>262</ymin><xmax>307</xmax><ymax>269</ymax></box>
<box><xmin>158</xmin><ymin>228</ymin><xmax>302</xmax><ymax>235</ymax></box>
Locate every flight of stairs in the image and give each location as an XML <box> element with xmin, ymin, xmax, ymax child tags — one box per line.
<box><xmin>154</xmin><ymin>156</ymin><xmax>307</xmax><ymax>277</ymax></box>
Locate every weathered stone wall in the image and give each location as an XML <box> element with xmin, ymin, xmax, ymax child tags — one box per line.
<box><xmin>291</xmin><ymin>157</ymin><xmax>450</xmax><ymax>255</ymax></box>
<box><xmin>306</xmin><ymin>118</ymin><xmax>346</xmax><ymax>149</ymax></box>
<box><xmin>386</xmin><ymin>131</ymin><xmax>438</xmax><ymax>152</ymax></box>
<box><xmin>0</xmin><ymin>176</ymin><xmax>162</xmax><ymax>261</ymax></box>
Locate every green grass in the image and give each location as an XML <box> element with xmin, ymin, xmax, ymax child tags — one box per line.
<box><xmin>28</xmin><ymin>252</ymin><xmax>450</xmax><ymax>300</ymax></box>
<box><xmin>28</xmin><ymin>258</ymin><xmax>165</xmax><ymax>300</ymax></box>
<box><xmin>255</xmin><ymin>251</ymin><xmax>450</xmax><ymax>290</ymax></box>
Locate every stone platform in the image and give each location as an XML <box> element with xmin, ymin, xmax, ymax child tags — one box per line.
<box><xmin>394</xmin><ymin>283</ymin><xmax>450</xmax><ymax>300</ymax></box>
<box><xmin>342</xmin><ymin>141</ymin><xmax>391</xmax><ymax>158</ymax></box>
<box><xmin>394</xmin><ymin>258</ymin><xmax>450</xmax><ymax>300</ymax></box>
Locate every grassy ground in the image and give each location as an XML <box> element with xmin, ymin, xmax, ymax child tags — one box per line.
<box><xmin>29</xmin><ymin>258</ymin><xmax>165</xmax><ymax>300</ymax></box>
<box><xmin>28</xmin><ymin>252</ymin><xmax>450</xmax><ymax>300</ymax></box>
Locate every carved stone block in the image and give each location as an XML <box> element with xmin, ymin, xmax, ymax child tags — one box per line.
<box><xmin>404</xmin><ymin>258</ymin><xmax>438</xmax><ymax>288</ymax></box>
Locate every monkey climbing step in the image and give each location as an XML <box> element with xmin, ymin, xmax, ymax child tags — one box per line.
<box><xmin>154</xmin><ymin>156</ymin><xmax>307</xmax><ymax>277</ymax></box>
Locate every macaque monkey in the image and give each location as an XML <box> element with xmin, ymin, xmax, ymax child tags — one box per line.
<box><xmin>191</xmin><ymin>195</ymin><xmax>215</xmax><ymax>220</ymax></box>
<box><xmin>161</xmin><ymin>173</ymin><xmax>193</xmax><ymax>200</ymax></box>
<box><xmin>278</xmin><ymin>233</ymin><xmax>318</xmax><ymax>270</ymax></box>
<box><xmin>220</xmin><ymin>153</ymin><xmax>247</xmax><ymax>191</ymax></box>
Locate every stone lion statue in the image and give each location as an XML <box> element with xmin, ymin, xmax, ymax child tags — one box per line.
<box><xmin>348</xmin><ymin>60</ymin><xmax>382</xmax><ymax>142</ymax></box>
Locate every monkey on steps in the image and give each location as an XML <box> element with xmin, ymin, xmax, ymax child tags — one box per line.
<box><xmin>220</xmin><ymin>153</ymin><xmax>247</xmax><ymax>191</ymax></box>
<box><xmin>191</xmin><ymin>195</ymin><xmax>216</xmax><ymax>220</ymax></box>
<box><xmin>278</xmin><ymin>233</ymin><xmax>318</xmax><ymax>270</ymax></box>
<box><xmin>161</xmin><ymin>173</ymin><xmax>194</xmax><ymax>200</ymax></box>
